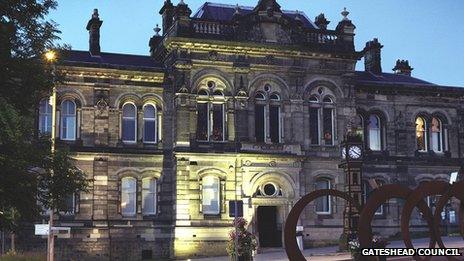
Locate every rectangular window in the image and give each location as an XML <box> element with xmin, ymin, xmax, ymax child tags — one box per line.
<box><xmin>323</xmin><ymin>108</ymin><xmax>333</xmax><ymax>145</ymax></box>
<box><xmin>196</xmin><ymin>103</ymin><xmax>209</xmax><ymax>141</ymax></box>
<box><xmin>62</xmin><ymin>194</ymin><xmax>75</xmax><ymax>216</ymax></box>
<box><xmin>212</xmin><ymin>104</ymin><xmax>224</xmax><ymax>142</ymax></box>
<box><xmin>142</xmin><ymin>178</ymin><xmax>156</xmax><ymax>215</ymax></box>
<box><xmin>315</xmin><ymin>179</ymin><xmax>331</xmax><ymax>214</ymax></box>
<box><xmin>309</xmin><ymin>108</ymin><xmax>319</xmax><ymax>145</ymax></box>
<box><xmin>144</xmin><ymin>119</ymin><xmax>156</xmax><ymax>143</ymax></box>
<box><xmin>202</xmin><ymin>176</ymin><xmax>220</xmax><ymax>215</ymax></box>
<box><xmin>255</xmin><ymin>105</ymin><xmax>265</xmax><ymax>142</ymax></box>
<box><xmin>121</xmin><ymin>178</ymin><xmax>136</xmax><ymax>216</ymax></box>
<box><xmin>62</xmin><ymin>116</ymin><xmax>76</xmax><ymax>140</ymax></box>
<box><xmin>269</xmin><ymin>105</ymin><xmax>280</xmax><ymax>143</ymax></box>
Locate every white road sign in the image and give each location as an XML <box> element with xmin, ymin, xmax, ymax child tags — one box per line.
<box><xmin>35</xmin><ymin>224</ymin><xmax>49</xmax><ymax>236</ymax></box>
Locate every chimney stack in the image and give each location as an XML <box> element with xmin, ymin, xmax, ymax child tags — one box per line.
<box><xmin>393</xmin><ymin>60</ymin><xmax>413</xmax><ymax>76</ymax></box>
<box><xmin>363</xmin><ymin>38</ymin><xmax>383</xmax><ymax>74</ymax></box>
<box><xmin>86</xmin><ymin>9</ymin><xmax>103</xmax><ymax>56</ymax></box>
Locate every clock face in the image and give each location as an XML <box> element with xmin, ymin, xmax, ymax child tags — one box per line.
<box><xmin>348</xmin><ymin>146</ymin><xmax>362</xmax><ymax>159</ymax></box>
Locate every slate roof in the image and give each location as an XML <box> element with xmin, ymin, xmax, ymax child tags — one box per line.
<box><xmin>192</xmin><ymin>2</ymin><xmax>318</xmax><ymax>29</ymax></box>
<box><xmin>354</xmin><ymin>71</ymin><xmax>435</xmax><ymax>86</ymax></box>
<box><xmin>62</xmin><ymin>50</ymin><xmax>162</xmax><ymax>71</ymax></box>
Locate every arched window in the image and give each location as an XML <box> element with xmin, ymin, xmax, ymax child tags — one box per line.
<box><xmin>269</xmin><ymin>93</ymin><xmax>281</xmax><ymax>143</ymax></box>
<box><xmin>143</xmin><ymin>104</ymin><xmax>157</xmax><ymax>144</ymax></box>
<box><xmin>355</xmin><ymin>115</ymin><xmax>364</xmax><ymax>140</ymax></box>
<box><xmin>322</xmin><ymin>97</ymin><xmax>334</xmax><ymax>146</ymax></box>
<box><xmin>315</xmin><ymin>178</ymin><xmax>331</xmax><ymax>214</ymax></box>
<box><xmin>368</xmin><ymin>115</ymin><xmax>382</xmax><ymax>151</ymax></box>
<box><xmin>431</xmin><ymin>117</ymin><xmax>442</xmax><ymax>152</ymax></box>
<box><xmin>196</xmin><ymin>88</ymin><xmax>225</xmax><ymax>142</ymax></box>
<box><xmin>309</xmin><ymin>96</ymin><xmax>320</xmax><ymax>145</ymax></box>
<box><xmin>142</xmin><ymin>177</ymin><xmax>157</xmax><ymax>215</ymax></box>
<box><xmin>416</xmin><ymin>117</ymin><xmax>427</xmax><ymax>152</ymax></box>
<box><xmin>255</xmin><ymin>92</ymin><xmax>266</xmax><ymax>143</ymax></box>
<box><xmin>121</xmin><ymin>177</ymin><xmax>136</xmax><ymax>216</ymax></box>
<box><xmin>122</xmin><ymin>103</ymin><xmax>137</xmax><ymax>142</ymax></box>
<box><xmin>202</xmin><ymin>176</ymin><xmax>220</xmax><ymax>215</ymax></box>
<box><xmin>39</xmin><ymin>98</ymin><xmax>52</xmax><ymax>134</ymax></box>
<box><xmin>61</xmin><ymin>100</ymin><xmax>76</xmax><ymax>141</ymax></box>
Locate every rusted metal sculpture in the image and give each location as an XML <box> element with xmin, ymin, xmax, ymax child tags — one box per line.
<box><xmin>284</xmin><ymin>189</ymin><xmax>361</xmax><ymax>261</ymax></box>
<box><xmin>284</xmin><ymin>181</ymin><xmax>464</xmax><ymax>261</ymax></box>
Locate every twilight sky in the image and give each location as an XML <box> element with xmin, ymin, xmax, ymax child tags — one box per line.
<box><xmin>48</xmin><ymin>0</ymin><xmax>464</xmax><ymax>87</ymax></box>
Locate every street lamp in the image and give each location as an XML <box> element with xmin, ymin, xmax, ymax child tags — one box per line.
<box><xmin>44</xmin><ymin>49</ymin><xmax>57</xmax><ymax>261</ymax></box>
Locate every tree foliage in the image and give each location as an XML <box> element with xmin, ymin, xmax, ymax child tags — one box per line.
<box><xmin>0</xmin><ymin>1</ymin><xmax>89</xmax><ymax>232</ymax></box>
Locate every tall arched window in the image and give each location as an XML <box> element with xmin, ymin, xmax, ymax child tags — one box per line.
<box><xmin>255</xmin><ymin>92</ymin><xmax>266</xmax><ymax>143</ymax></box>
<box><xmin>143</xmin><ymin>104</ymin><xmax>157</xmax><ymax>144</ymax></box>
<box><xmin>122</xmin><ymin>103</ymin><xmax>137</xmax><ymax>142</ymax></box>
<box><xmin>121</xmin><ymin>177</ymin><xmax>136</xmax><ymax>216</ymax></box>
<box><xmin>416</xmin><ymin>117</ymin><xmax>427</xmax><ymax>152</ymax></box>
<box><xmin>202</xmin><ymin>176</ymin><xmax>220</xmax><ymax>215</ymax></box>
<box><xmin>269</xmin><ymin>93</ymin><xmax>281</xmax><ymax>143</ymax></box>
<box><xmin>355</xmin><ymin>115</ymin><xmax>364</xmax><ymax>141</ymax></box>
<box><xmin>368</xmin><ymin>115</ymin><xmax>382</xmax><ymax>151</ymax></box>
<box><xmin>322</xmin><ymin>97</ymin><xmax>334</xmax><ymax>146</ymax></box>
<box><xmin>39</xmin><ymin>98</ymin><xmax>52</xmax><ymax>134</ymax></box>
<box><xmin>431</xmin><ymin>117</ymin><xmax>442</xmax><ymax>152</ymax></box>
<box><xmin>142</xmin><ymin>177</ymin><xmax>157</xmax><ymax>215</ymax></box>
<box><xmin>196</xmin><ymin>89</ymin><xmax>225</xmax><ymax>142</ymax></box>
<box><xmin>309</xmin><ymin>96</ymin><xmax>320</xmax><ymax>145</ymax></box>
<box><xmin>61</xmin><ymin>100</ymin><xmax>76</xmax><ymax>141</ymax></box>
<box><xmin>315</xmin><ymin>178</ymin><xmax>331</xmax><ymax>214</ymax></box>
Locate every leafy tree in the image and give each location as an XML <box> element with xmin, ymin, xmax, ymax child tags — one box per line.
<box><xmin>0</xmin><ymin>0</ymin><xmax>89</xmax><ymax>241</ymax></box>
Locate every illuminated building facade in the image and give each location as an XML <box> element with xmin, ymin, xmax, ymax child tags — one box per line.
<box><xmin>26</xmin><ymin>1</ymin><xmax>464</xmax><ymax>260</ymax></box>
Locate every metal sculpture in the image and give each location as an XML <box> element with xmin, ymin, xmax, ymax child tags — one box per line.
<box><xmin>284</xmin><ymin>181</ymin><xmax>464</xmax><ymax>261</ymax></box>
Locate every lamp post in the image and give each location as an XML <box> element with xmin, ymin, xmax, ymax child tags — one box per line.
<box><xmin>44</xmin><ymin>49</ymin><xmax>57</xmax><ymax>261</ymax></box>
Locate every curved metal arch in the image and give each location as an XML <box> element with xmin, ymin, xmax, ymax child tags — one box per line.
<box><xmin>284</xmin><ymin>189</ymin><xmax>360</xmax><ymax>261</ymax></box>
<box><xmin>358</xmin><ymin>184</ymin><xmax>437</xmax><ymax>261</ymax></box>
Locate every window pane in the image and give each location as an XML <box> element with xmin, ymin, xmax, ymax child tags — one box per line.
<box><xmin>212</xmin><ymin>104</ymin><xmax>224</xmax><ymax>141</ymax></box>
<box><xmin>315</xmin><ymin>179</ymin><xmax>330</xmax><ymax>213</ymax></box>
<box><xmin>202</xmin><ymin>176</ymin><xmax>220</xmax><ymax>215</ymax></box>
<box><xmin>39</xmin><ymin>99</ymin><xmax>52</xmax><ymax>134</ymax></box>
<box><xmin>416</xmin><ymin>117</ymin><xmax>426</xmax><ymax>151</ymax></box>
<box><xmin>368</xmin><ymin>115</ymin><xmax>381</xmax><ymax>151</ymax></box>
<box><xmin>269</xmin><ymin>105</ymin><xmax>280</xmax><ymax>143</ymax></box>
<box><xmin>431</xmin><ymin>118</ymin><xmax>441</xmax><ymax>152</ymax></box>
<box><xmin>309</xmin><ymin>108</ymin><xmax>319</xmax><ymax>145</ymax></box>
<box><xmin>144</xmin><ymin>120</ymin><xmax>156</xmax><ymax>143</ymax></box>
<box><xmin>323</xmin><ymin>108</ymin><xmax>333</xmax><ymax>145</ymax></box>
<box><xmin>62</xmin><ymin>194</ymin><xmax>75</xmax><ymax>215</ymax></box>
<box><xmin>142</xmin><ymin>178</ymin><xmax>156</xmax><ymax>215</ymax></box>
<box><xmin>122</xmin><ymin>119</ymin><xmax>136</xmax><ymax>141</ymax></box>
<box><xmin>144</xmin><ymin>105</ymin><xmax>156</xmax><ymax>119</ymax></box>
<box><xmin>61</xmin><ymin>100</ymin><xmax>76</xmax><ymax>140</ymax></box>
<box><xmin>121</xmin><ymin>178</ymin><xmax>136</xmax><ymax>215</ymax></box>
<box><xmin>255</xmin><ymin>105</ymin><xmax>265</xmax><ymax>142</ymax></box>
<box><xmin>197</xmin><ymin>103</ymin><xmax>208</xmax><ymax>141</ymax></box>
<box><xmin>123</xmin><ymin>104</ymin><xmax>135</xmax><ymax>117</ymax></box>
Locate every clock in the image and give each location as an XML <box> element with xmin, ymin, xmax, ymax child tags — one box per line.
<box><xmin>348</xmin><ymin>145</ymin><xmax>362</xmax><ymax>159</ymax></box>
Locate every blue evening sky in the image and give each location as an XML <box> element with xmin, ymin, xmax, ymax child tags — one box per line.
<box><xmin>48</xmin><ymin>0</ymin><xmax>464</xmax><ymax>87</ymax></box>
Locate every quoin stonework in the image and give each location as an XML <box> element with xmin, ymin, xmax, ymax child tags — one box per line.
<box><xmin>20</xmin><ymin>0</ymin><xmax>464</xmax><ymax>260</ymax></box>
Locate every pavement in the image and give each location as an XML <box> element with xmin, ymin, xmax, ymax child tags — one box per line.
<box><xmin>187</xmin><ymin>237</ymin><xmax>464</xmax><ymax>261</ymax></box>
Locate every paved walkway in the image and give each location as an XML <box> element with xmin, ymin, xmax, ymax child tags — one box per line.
<box><xmin>188</xmin><ymin>237</ymin><xmax>464</xmax><ymax>261</ymax></box>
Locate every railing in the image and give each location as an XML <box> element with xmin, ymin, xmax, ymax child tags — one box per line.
<box><xmin>188</xmin><ymin>19</ymin><xmax>347</xmax><ymax>48</ymax></box>
<box><xmin>192</xmin><ymin>19</ymin><xmax>234</xmax><ymax>36</ymax></box>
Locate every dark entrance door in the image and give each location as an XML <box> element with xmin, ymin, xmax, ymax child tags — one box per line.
<box><xmin>257</xmin><ymin>206</ymin><xmax>282</xmax><ymax>247</ymax></box>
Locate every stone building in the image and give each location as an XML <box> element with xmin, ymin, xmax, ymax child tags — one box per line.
<box><xmin>28</xmin><ymin>0</ymin><xmax>463</xmax><ymax>260</ymax></box>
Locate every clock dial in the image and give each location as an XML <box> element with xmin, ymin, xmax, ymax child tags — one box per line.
<box><xmin>348</xmin><ymin>146</ymin><xmax>362</xmax><ymax>159</ymax></box>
